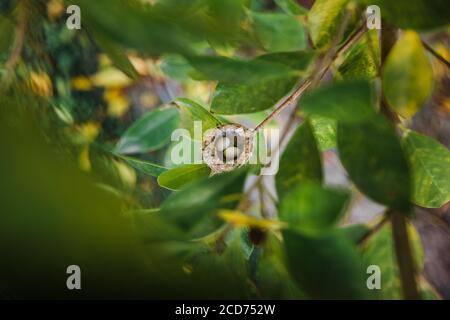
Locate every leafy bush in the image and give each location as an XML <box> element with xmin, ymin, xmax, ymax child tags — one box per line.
<box><xmin>0</xmin><ymin>0</ymin><xmax>449</xmax><ymax>299</ymax></box>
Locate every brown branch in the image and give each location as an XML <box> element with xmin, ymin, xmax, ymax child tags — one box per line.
<box><xmin>381</xmin><ymin>21</ymin><xmax>420</xmax><ymax>300</ymax></box>
<box><xmin>390</xmin><ymin>210</ymin><xmax>420</xmax><ymax>299</ymax></box>
<box><xmin>421</xmin><ymin>39</ymin><xmax>450</xmax><ymax>69</ymax></box>
<box><xmin>1</xmin><ymin>5</ymin><xmax>27</xmax><ymax>87</ymax></box>
<box><xmin>357</xmin><ymin>214</ymin><xmax>389</xmax><ymax>245</ymax></box>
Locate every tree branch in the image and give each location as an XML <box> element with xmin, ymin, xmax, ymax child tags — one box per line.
<box><xmin>1</xmin><ymin>4</ymin><xmax>27</xmax><ymax>88</ymax></box>
<box><xmin>421</xmin><ymin>39</ymin><xmax>450</xmax><ymax>69</ymax></box>
<box><xmin>381</xmin><ymin>21</ymin><xmax>420</xmax><ymax>300</ymax></box>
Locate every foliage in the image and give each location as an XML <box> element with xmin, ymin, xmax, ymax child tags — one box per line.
<box><xmin>0</xmin><ymin>0</ymin><xmax>449</xmax><ymax>300</ymax></box>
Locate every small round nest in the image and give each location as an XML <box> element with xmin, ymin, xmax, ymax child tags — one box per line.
<box><xmin>202</xmin><ymin>124</ymin><xmax>254</xmax><ymax>174</ymax></box>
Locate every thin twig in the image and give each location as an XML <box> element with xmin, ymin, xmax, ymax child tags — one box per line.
<box><xmin>357</xmin><ymin>214</ymin><xmax>389</xmax><ymax>245</ymax></box>
<box><xmin>421</xmin><ymin>39</ymin><xmax>450</xmax><ymax>69</ymax></box>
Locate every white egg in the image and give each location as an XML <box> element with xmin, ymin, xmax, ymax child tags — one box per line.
<box><xmin>215</xmin><ymin>136</ymin><xmax>230</xmax><ymax>152</ymax></box>
<box><xmin>224</xmin><ymin>146</ymin><xmax>240</xmax><ymax>161</ymax></box>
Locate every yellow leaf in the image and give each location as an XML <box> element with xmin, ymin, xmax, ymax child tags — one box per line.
<box><xmin>47</xmin><ymin>0</ymin><xmax>65</xmax><ymax>20</ymax></box>
<box><xmin>71</xmin><ymin>76</ymin><xmax>93</xmax><ymax>91</ymax></box>
<box><xmin>113</xmin><ymin>160</ymin><xmax>137</xmax><ymax>190</ymax></box>
<box><xmin>78</xmin><ymin>121</ymin><xmax>100</xmax><ymax>142</ymax></box>
<box><xmin>90</xmin><ymin>67</ymin><xmax>132</xmax><ymax>88</ymax></box>
<box><xmin>218</xmin><ymin>210</ymin><xmax>285</xmax><ymax>230</ymax></box>
<box><xmin>79</xmin><ymin>145</ymin><xmax>91</xmax><ymax>172</ymax></box>
<box><xmin>382</xmin><ymin>31</ymin><xmax>433</xmax><ymax>118</ymax></box>
<box><xmin>30</xmin><ymin>71</ymin><xmax>53</xmax><ymax>97</ymax></box>
<box><xmin>104</xmin><ymin>88</ymin><xmax>130</xmax><ymax>117</ymax></box>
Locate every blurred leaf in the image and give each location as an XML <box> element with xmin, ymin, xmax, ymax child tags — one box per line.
<box><xmin>117</xmin><ymin>155</ymin><xmax>167</xmax><ymax>177</ymax></box>
<box><xmin>308</xmin><ymin>0</ymin><xmax>350</xmax><ymax>49</ymax></box>
<box><xmin>250</xmin><ymin>12</ymin><xmax>306</xmax><ymax>52</ymax></box>
<box><xmin>0</xmin><ymin>14</ymin><xmax>14</xmax><ymax>53</ymax></box>
<box><xmin>280</xmin><ymin>183</ymin><xmax>349</xmax><ymax>232</ymax></box>
<box><xmin>115</xmin><ymin>108</ymin><xmax>180</xmax><ymax>154</ymax></box>
<box><xmin>218</xmin><ymin>210</ymin><xmax>284</xmax><ymax>230</ymax></box>
<box><xmin>337</xmin><ymin>115</ymin><xmax>411</xmax><ymax>213</ymax></box>
<box><xmin>276</xmin><ymin>121</ymin><xmax>322</xmax><ymax>199</ymax></box>
<box><xmin>309</xmin><ymin>115</ymin><xmax>336</xmax><ymax>150</ymax></box>
<box><xmin>283</xmin><ymin>229</ymin><xmax>370</xmax><ymax>299</ymax></box>
<box><xmin>211</xmin><ymin>51</ymin><xmax>313</xmax><ymax>114</ymax></box>
<box><xmin>338</xmin><ymin>31</ymin><xmax>379</xmax><ymax>80</ymax></box>
<box><xmin>187</xmin><ymin>54</ymin><xmax>295</xmax><ymax>84</ymax></box>
<box><xmin>90</xmin><ymin>67</ymin><xmax>133</xmax><ymax>87</ymax></box>
<box><xmin>133</xmin><ymin>209</ymin><xmax>187</xmax><ymax>242</ymax></box>
<box><xmin>220</xmin><ymin>230</ymin><xmax>249</xmax><ymax>281</ymax></box>
<box><xmin>382</xmin><ymin>31</ymin><xmax>433</xmax><ymax>119</ymax></box>
<box><xmin>152</xmin><ymin>0</ymin><xmax>249</xmax><ymax>48</ymax></box>
<box><xmin>362</xmin><ymin>223</ymin><xmax>424</xmax><ymax>299</ymax></box>
<box><xmin>275</xmin><ymin>0</ymin><xmax>308</xmax><ymax>15</ymax></box>
<box><xmin>0</xmin><ymin>102</ymin><xmax>161</xmax><ymax>298</ymax></box>
<box><xmin>342</xmin><ymin>224</ymin><xmax>370</xmax><ymax>243</ymax></box>
<box><xmin>174</xmin><ymin>98</ymin><xmax>221</xmax><ymax>137</ymax></box>
<box><xmin>160</xmin><ymin>54</ymin><xmax>195</xmax><ymax>81</ymax></box>
<box><xmin>93</xmin><ymin>32</ymin><xmax>139</xmax><ymax>80</ymax></box>
<box><xmin>258</xmin><ymin>234</ymin><xmax>306</xmax><ymax>299</ymax></box>
<box><xmin>300</xmin><ymin>80</ymin><xmax>376</xmax><ymax>122</ymax></box>
<box><xmin>160</xmin><ymin>168</ymin><xmax>247</xmax><ymax>238</ymax></box>
<box><xmin>402</xmin><ymin>131</ymin><xmax>450</xmax><ymax>208</ymax></box>
<box><xmin>73</xmin><ymin>0</ymin><xmax>193</xmax><ymax>55</ymax></box>
<box><xmin>360</xmin><ymin>0</ymin><xmax>450</xmax><ymax>30</ymax></box>
<box><xmin>158</xmin><ymin>164</ymin><xmax>211</xmax><ymax>190</ymax></box>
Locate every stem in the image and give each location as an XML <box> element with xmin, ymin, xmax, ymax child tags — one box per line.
<box><xmin>1</xmin><ymin>3</ymin><xmax>27</xmax><ymax>88</ymax></box>
<box><xmin>390</xmin><ymin>210</ymin><xmax>420</xmax><ymax>299</ymax></box>
<box><xmin>357</xmin><ymin>214</ymin><xmax>389</xmax><ymax>245</ymax></box>
<box><xmin>381</xmin><ymin>22</ymin><xmax>420</xmax><ymax>300</ymax></box>
<box><xmin>421</xmin><ymin>39</ymin><xmax>450</xmax><ymax>69</ymax></box>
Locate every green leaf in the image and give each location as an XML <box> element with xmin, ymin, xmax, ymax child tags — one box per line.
<box><xmin>160</xmin><ymin>168</ymin><xmax>247</xmax><ymax>238</ymax></box>
<box><xmin>338</xmin><ymin>31</ymin><xmax>380</xmax><ymax>80</ymax></box>
<box><xmin>174</xmin><ymin>98</ymin><xmax>221</xmax><ymax>137</ymax></box>
<box><xmin>157</xmin><ymin>164</ymin><xmax>211</xmax><ymax>190</ymax></box>
<box><xmin>160</xmin><ymin>54</ymin><xmax>195</xmax><ymax>81</ymax></box>
<box><xmin>114</xmin><ymin>108</ymin><xmax>180</xmax><ymax>154</ymax></box>
<box><xmin>258</xmin><ymin>234</ymin><xmax>306</xmax><ymax>299</ymax></box>
<box><xmin>275</xmin><ymin>0</ymin><xmax>308</xmax><ymax>15</ymax></box>
<box><xmin>360</xmin><ymin>0</ymin><xmax>450</xmax><ymax>30</ymax></box>
<box><xmin>250</xmin><ymin>12</ymin><xmax>306</xmax><ymax>52</ymax></box>
<box><xmin>73</xmin><ymin>0</ymin><xmax>193</xmax><ymax>56</ymax></box>
<box><xmin>133</xmin><ymin>209</ymin><xmax>186</xmax><ymax>242</ymax></box>
<box><xmin>116</xmin><ymin>155</ymin><xmax>167</xmax><ymax>177</ymax></box>
<box><xmin>211</xmin><ymin>51</ymin><xmax>313</xmax><ymax>114</ymax></box>
<box><xmin>276</xmin><ymin>121</ymin><xmax>322</xmax><ymax>199</ymax></box>
<box><xmin>342</xmin><ymin>224</ymin><xmax>370</xmax><ymax>243</ymax></box>
<box><xmin>93</xmin><ymin>32</ymin><xmax>139</xmax><ymax>80</ymax></box>
<box><xmin>187</xmin><ymin>54</ymin><xmax>294</xmax><ymax>84</ymax></box>
<box><xmin>362</xmin><ymin>223</ymin><xmax>424</xmax><ymax>299</ymax></box>
<box><xmin>382</xmin><ymin>31</ymin><xmax>433</xmax><ymax>119</ymax></box>
<box><xmin>300</xmin><ymin>80</ymin><xmax>376</xmax><ymax>122</ymax></box>
<box><xmin>280</xmin><ymin>183</ymin><xmax>349</xmax><ymax>232</ymax></box>
<box><xmin>309</xmin><ymin>115</ymin><xmax>336</xmax><ymax>150</ymax></box>
<box><xmin>337</xmin><ymin>115</ymin><xmax>411</xmax><ymax>213</ymax></box>
<box><xmin>308</xmin><ymin>0</ymin><xmax>350</xmax><ymax>49</ymax></box>
<box><xmin>402</xmin><ymin>131</ymin><xmax>450</xmax><ymax>208</ymax></box>
<box><xmin>283</xmin><ymin>229</ymin><xmax>370</xmax><ymax>299</ymax></box>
